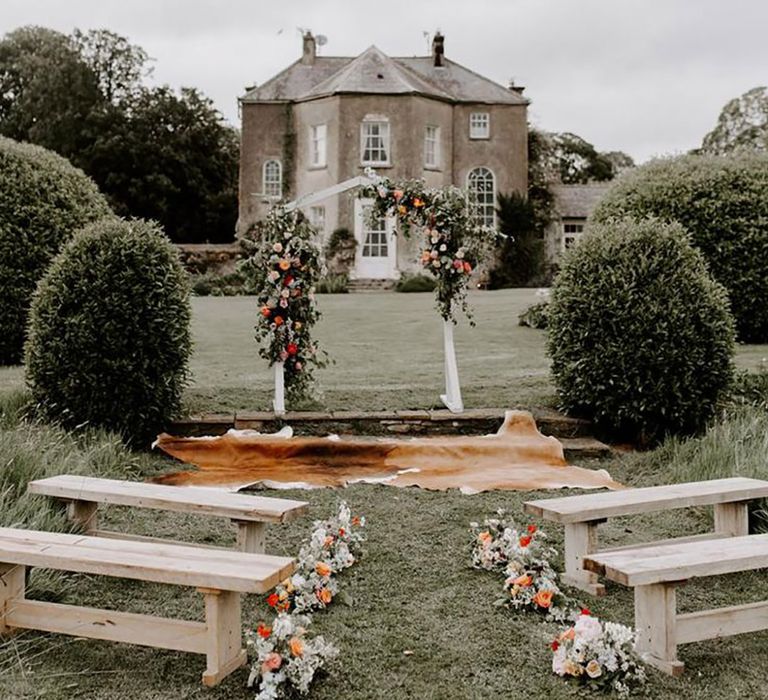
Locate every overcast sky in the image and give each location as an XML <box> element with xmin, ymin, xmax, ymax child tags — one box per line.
<box><xmin>3</xmin><ymin>0</ymin><xmax>766</xmax><ymax>162</ymax></box>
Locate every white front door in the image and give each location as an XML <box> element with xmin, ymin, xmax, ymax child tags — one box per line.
<box><xmin>353</xmin><ymin>199</ymin><xmax>397</xmax><ymax>279</ymax></box>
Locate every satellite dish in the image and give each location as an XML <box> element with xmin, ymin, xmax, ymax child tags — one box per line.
<box><xmin>316</xmin><ymin>34</ymin><xmax>328</xmax><ymax>46</ymax></box>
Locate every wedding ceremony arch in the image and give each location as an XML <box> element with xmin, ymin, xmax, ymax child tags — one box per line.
<box><xmin>250</xmin><ymin>170</ymin><xmax>494</xmax><ymax>415</ymax></box>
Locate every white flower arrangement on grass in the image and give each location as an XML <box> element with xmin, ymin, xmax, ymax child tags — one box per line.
<box><xmin>268</xmin><ymin>502</ymin><xmax>366</xmax><ymax>614</ymax></box>
<box><xmin>551</xmin><ymin>610</ymin><xmax>646</xmax><ymax>698</ymax></box>
<box><xmin>470</xmin><ymin>510</ymin><xmax>572</xmax><ymax>620</ymax></box>
<box><xmin>247</xmin><ymin>613</ymin><xmax>339</xmax><ymax>700</ymax></box>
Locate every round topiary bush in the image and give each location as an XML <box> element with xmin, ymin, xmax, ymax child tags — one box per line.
<box><xmin>593</xmin><ymin>152</ymin><xmax>768</xmax><ymax>342</ymax></box>
<box><xmin>547</xmin><ymin>217</ymin><xmax>735</xmax><ymax>443</ymax></box>
<box><xmin>25</xmin><ymin>218</ymin><xmax>192</xmax><ymax>445</ymax></box>
<box><xmin>0</xmin><ymin>136</ymin><xmax>112</xmax><ymax>364</ymax></box>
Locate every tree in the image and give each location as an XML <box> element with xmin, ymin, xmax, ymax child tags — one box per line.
<box><xmin>488</xmin><ymin>192</ymin><xmax>544</xmax><ymax>288</ymax></box>
<box><xmin>701</xmin><ymin>86</ymin><xmax>768</xmax><ymax>155</ymax></box>
<box><xmin>72</xmin><ymin>28</ymin><xmax>152</xmax><ymax>104</ymax></box>
<box><xmin>0</xmin><ymin>26</ymin><xmax>103</xmax><ymax>162</ymax></box>
<box><xmin>86</xmin><ymin>86</ymin><xmax>239</xmax><ymax>243</ymax></box>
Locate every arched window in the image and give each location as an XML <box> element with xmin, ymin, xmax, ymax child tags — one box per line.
<box><xmin>263</xmin><ymin>159</ymin><xmax>282</xmax><ymax>198</ymax></box>
<box><xmin>467</xmin><ymin>167</ymin><xmax>496</xmax><ymax>227</ymax></box>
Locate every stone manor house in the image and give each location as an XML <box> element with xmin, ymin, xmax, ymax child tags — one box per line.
<box><xmin>238</xmin><ymin>32</ymin><xmax>529</xmax><ymax>281</ymax></box>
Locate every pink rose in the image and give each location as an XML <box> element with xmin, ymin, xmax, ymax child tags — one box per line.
<box><xmin>262</xmin><ymin>652</ymin><xmax>282</xmax><ymax>672</ymax></box>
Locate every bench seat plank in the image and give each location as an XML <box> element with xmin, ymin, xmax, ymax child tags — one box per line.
<box><xmin>28</xmin><ymin>475</ymin><xmax>309</xmax><ymax>524</ymax></box>
<box><xmin>6</xmin><ymin>599</ymin><xmax>209</xmax><ymax>654</ymax></box>
<box><xmin>584</xmin><ymin>533</ymin><xmax>768</xmax><ymax>586</ymax></box>
<box><xmin>0</xmin><ymin>528</ymin><xmax>294</xmax><ymax>593</ymax></box>
<box><xmin>524</xmin><ymin>477</ymin><xmax>768</xmax><ymax>524</ymax></box>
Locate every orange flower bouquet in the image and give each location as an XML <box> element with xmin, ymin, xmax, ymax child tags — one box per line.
<box><xmin>246</xmin><ymin>612</ymin><xmax>338</xmax><ymax>699</ymax></box>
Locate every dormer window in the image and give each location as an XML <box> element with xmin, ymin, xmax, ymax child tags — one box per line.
<box><xmin>469</xmin><ymin>112</ymin><xmax>490</xmax><ymax>139</ymax></box>
<box><xmin>361</xmin><ymin>116</ymin><xmax>390</xmax><ymax>166</ymax></box>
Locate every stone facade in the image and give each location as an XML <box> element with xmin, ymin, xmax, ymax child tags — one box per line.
<box><xmin>239</xmin><ymin>33</ymin><xmax>529</xmax><ymax>280</ymax></box>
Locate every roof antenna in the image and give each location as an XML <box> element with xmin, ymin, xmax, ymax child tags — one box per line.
<box><xmin>316</xmin><ymin>34</ymin><xmax>328</xmax><ymax>54</ymax></box>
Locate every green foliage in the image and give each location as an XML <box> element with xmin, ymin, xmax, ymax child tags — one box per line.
<box><xmin>316</xmin><ymin>273</ymin><xmax>350</xmax><ymax>294</ymax></box>
<box><xmin>593</xmin><ymin>152</ymin><xmax>768</xmax><ymax>342</ymax></box>
<box><xmin>488</xmin><ymin>192</ymin><xmax>545</xmax><ymax>288</ymax></box>
<box><xmin>395</xmin><ymin>273</ymin><xmax>437</xmax><ymax>293</ymax></box>
<box><xmin>25</xmin><ymin>218</ymin><xmax>192</xmax><ymax>445</ymax></box>
<box><xmin>324</xmin><ymin>227</ymin><xmax>357</xmax><ymax>275</ymax></box>
<box><xmin>729</xmin><ymin>363</ymin><xmax>768</xmax><ymax>411</ymax></box>
<box><xmin>547</xmin><ymin>217</ymin><xmax>735</xmax><ymax>443</ymax></box>
<box><xmin>0</xmin><ymin>135</ymin><xmax>112</xmax><ymax>365</ymax></box>
<box><xmin>0</xmin><ymin>25</ymin><xmax>238</xmax><ymax>244</ymax></box>
<box><xmin>526</xmin><ymin>128</ymin><xmax>557</xmax><ymax>236</ymax></box>
<box><xmin>700</xmin><ymin>86</ymin><xmax>768</xmax><ymax>155</ymax></box>
<box><xmin>0</xmin><ymin>26</ymin><xmax>102</xmax><ymax>159</ymax></box>
<box><xmin>518</xmin><ymin>301</ymin><xmax>550</xmax><ymax>329</ymax></box>
<box><xmin>240</xmin><ymin>208</ymin><xmax>327</xmax><ymax>403</ymax></box>
<box><xmin>190</xmin><ymin>270</ymin><xmax>253</xmax><ymax>296</ymax></box>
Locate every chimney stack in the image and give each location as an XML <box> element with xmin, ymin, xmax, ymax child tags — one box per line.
<box><xmin>508</xmin><ymin>79</ymin><xmax>525</xmax><ymax>95</ymax></box>
<box><xmin>431</xmin><ymin>31</ymin><xmax>445</xmax><ymax>67</ymax></box>
<box><xmin>301</xmin><ymin>31</ymin><xmax>316</xmax><ymax>65</ymax></box>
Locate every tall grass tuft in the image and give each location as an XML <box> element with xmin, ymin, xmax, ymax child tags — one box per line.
<box><xmin>0</xmin><ymin>390</ymin><xmax>140</xmax><ymax>595</ymax></box>
<box><xmin>628</xmin><ymin>406</ymin><xmax>768</xmax><ymax>532</ymax></box>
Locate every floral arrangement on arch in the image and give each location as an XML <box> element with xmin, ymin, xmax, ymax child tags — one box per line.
<box><xmin>268</xmin><ymin>502</ymin><xmax>366</xmax><ymax>614</ymax></box>
<box><xmin>360</xmin><ymin>169</ymin><xmax>496</xmax><ymax>323</ymax></box>
<box><xmin>551</xmin><ymin>610</ymin><xmax>646</xmax><ymax>698</ymax></box>
<box><xmin>246</xmin><ymin>613</ymin><xmax>338</xmax><ymax>700</ymax></box>
<box><xmin>240</xmin><ymin>207</ymin><xmax>327</xmax><ymax>402</ymax></box>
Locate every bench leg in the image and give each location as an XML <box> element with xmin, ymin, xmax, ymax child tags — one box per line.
<box><xmin>714</xmin><ymin>502</ymin><xmax>749</xmax><ymax>537</ymax></box>
<box><xmin>634</xmin><ymin>583</ymin><xmax>685</xmax><ymax>676</ymax></box>
<box><xmin>234</xmin><ymin>521</ymin><xmax>266</xmax><ymax>554</ymax></box>
<box><xmin>199</xmin><ymin>588</ymin><xmax>246</xmax><ymax>687</ymax></box>
<box><xmin>561</xmin><ymin>521</ymin><xmax>606</xmax><ymax>596</ymax></box>
<box><xmin>66</xmin><ymin>499</ymin><xmax>99</xmax><ymax>533</ymax></box>
<box><xmin>0</xmin><ymin>564</ymin><xmax>25</xmax><ymax>636</ymax></box>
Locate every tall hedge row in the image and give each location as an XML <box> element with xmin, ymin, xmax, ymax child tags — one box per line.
<box><xmin>593</xmin><ymin>153</ymin><xmax>768</xmax><ymax>342</ymax></box>
<box><xmin>0</xmin><ymin>136</ymin><xmax>112</xmax><ymax>364</ymax></box>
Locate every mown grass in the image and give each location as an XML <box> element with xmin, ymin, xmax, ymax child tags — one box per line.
<box><xmin>1</xmin><ymin>393</ymin><xmax>768</xmax><ymax>698</ymax></box>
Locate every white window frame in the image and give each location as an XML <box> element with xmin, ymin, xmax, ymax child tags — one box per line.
<box><xmin>360</xmin><ymin>117</ymin><xmax>391</xmax><ymax>166</ymax></box>
<box><xmin>469</xmin><ymin>112</ymin><xmax>490</xmax><ymax>139</ymax></box>
<box><xmin>309</xmin><ymin>205</ymin><xmax>326</xmax><ymax>234</ymax></box>
<box><xmin>467</xmin><ymin>166</ymin><xmax>496</xmax><ymax>228</ymax></box>
<box><xmin>562</xmin><ymin>221</ymin><xmax>585</xmax><ymax>252</ymax></box>
<box><xmin>361</xmin><ymin>205</ymin><xmax>389</xmax><ymax>258</ymax></box>
<box><xmin>263</xmin><ymin>159</ymin><xmax>282</xmax><ymax>198</ymax></box>
<box><xmin>310</xmin><ymin>123</ymin><xmax>327</xmax><ymax>168</ymax></box>
<box><xmin>424</xmin><ymin>125</ymin><xmax>440</xmax><ymax>168</ymax></box>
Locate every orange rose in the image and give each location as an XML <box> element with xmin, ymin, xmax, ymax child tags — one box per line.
<box><xmin>560</xmin><ymin>627</ymin><xmax>576</xmax><ymax>641</ymax></box>
<box><xmin>266</xmin><ymin>593</ymin><xmax>279</xmax><ymax>607</ymax></box>
<box><xmin>352</xmin><ymin>516</ymin><xmax>361</xmax><ymax>526</ymax></box>
<box><xmin>463</xmin><ymin>261</ymin><xmax>472</xmax><ymax>274</ymax></box>
<box><xmin>527</xmin><ymin>524</ymin><xmax>537</xmax><ymax>534</ymax></box>
<box><xmin>273</xmin><ymin>316</ymin><xmax>284</xmax><ymax>326</ymax></box>
<box><xmin>278</xmin><ymin>259</ymin><xmax>291</xmax><ymax>271</ymax></box>
<box><xmin>316</xmin><ymin>587</ymin><xmax>333</xmax><ymax>605</ymax></box>
<box><xmin>393</xmin><ymin>189</ymin><xmax>404</xmax><ymax>201</ymax></box>
<box><xmin>519</xmin><ymin>535</ymin><xmax>532</xmax><ymax>548</ymax></box>
<box><xmin>397</xmin><ymin>204</ymin><xmax>407</xmax><ymax>216</ymax></box>
<box><xmin>257</xmin><ymin>624</ymin><xmax>271</xmax><ymax>639</ymax></box>
<box><xmin>533</xmin><ymin>589</ymin><xmax>554</xmax><ymax>609</ymax></box>
<box><xmin>477</xmin><ymin>531</ymin><xmax>493</xmax><ymax>545</ymax></box>
<box><xmin>260</xmin><ymin>306</ymin><xmax>271</xmax><ymax>317</ymax></box>
<box><xmin>315</xmin><ymin>561</ymin><xmax>332</xmax><ymax>577</ymax></box>
<box><xmin>513</xmin><ymin>574</ymin><xmax>532</xmax><ymax>587</ymax></box>
<box><xmin>413</xmin><ymin>197</ymin><xmax>424</xmax><ymax>207</ymax></box>
<box><xmin>323</xmin><ymin>535</ymin><xmax>334</xmax><ymax>547</ymax></box>
<box><xmin>289</xmin><ymin>637</ymin><xmax>305</xmax><ymax>657</ymax></box>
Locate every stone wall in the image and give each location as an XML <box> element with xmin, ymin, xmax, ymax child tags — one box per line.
<box><xmin>175</xmin><ymin>243</ymin><xmax>244</xmax><ymax>276</ymax></box>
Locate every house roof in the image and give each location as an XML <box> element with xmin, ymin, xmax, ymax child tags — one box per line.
<box><xmin>552</xmin><ymin>183</ymin><xmax>611</xmax><ymax>219</ymax></box>
<box><xmin>242</xmin><ymin>46</ymin><xmax>528</xmax><ymax>105</ymax></box>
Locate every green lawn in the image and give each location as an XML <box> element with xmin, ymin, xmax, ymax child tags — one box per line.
<box><xmin>4</xmin><ymin>289</ymin><xmax>767</xmax><ymax>415</ymax></box>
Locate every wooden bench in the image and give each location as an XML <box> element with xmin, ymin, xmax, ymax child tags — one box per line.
<box><xmin>523</xmin><ymin>477</ymin><xmax>768</xmax><ymax>596</ymax></box>
<box><xmin>28</xmin><ymin>475</ymin><xmax>309</xmax><ymax>554</ymax></box>
<box><xmin>584</xmin><ymin>534</ymin><xmax>768</xmax><ymax>676</ymax></box>
<box><xmin>0</xmin><ymin>527</ymin><xmax>294</xmax><ymax>686</ymax></box>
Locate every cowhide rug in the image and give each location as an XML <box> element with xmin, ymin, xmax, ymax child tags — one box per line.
<box><xmin>152</xmin><ymin>410</ymin><xmax>622</xmax><ymax>493</ymax></box>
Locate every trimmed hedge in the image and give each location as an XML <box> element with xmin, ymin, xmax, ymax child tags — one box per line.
<box><xmin>25</xmin><ymin>219</ymin><xmax>192</xmax><ymax>445</ymax></box>
<box><xmin>0</xmin><ymin>136</ymin><xmax>112</xmax><ymax>364</ymax></box>
<box><xmin>593</xmin><ymin>152</ymin><xmax>768</xmax><ymax>342</ymax></box>
<box><xmin>547</xmin><ymin>217</ymin><xmax>735</xmax><ymax>443</ymax></box>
